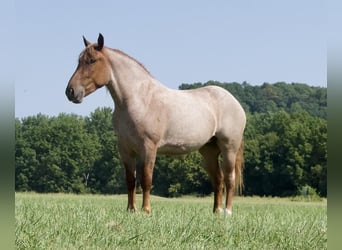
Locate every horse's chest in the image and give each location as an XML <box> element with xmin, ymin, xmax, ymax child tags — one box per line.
<box><xmin>113</xmin><ymin>111</ymin><xmax>156</xmax><ymax>141</ymax></box>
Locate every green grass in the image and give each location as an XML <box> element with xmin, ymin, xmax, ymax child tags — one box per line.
<box><xmin>15</xmin><ymin>193</ymin><xmax>327</xmax><ymax>249</ymax></box>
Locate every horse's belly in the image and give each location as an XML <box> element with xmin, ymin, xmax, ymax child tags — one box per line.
<box><xmin>157</xmin><ymin>142</ymin><xmax>203</xmax><ymax>155</ymax></box>
<box><xmin>156</xmin><ymin>105</ymin><xmax>217</xmax><ymax>155</ymax></box>
<box><xmin>157</xmin><ymin>126</ymin><xmax>215</xmax><ymax>155</ymax></box>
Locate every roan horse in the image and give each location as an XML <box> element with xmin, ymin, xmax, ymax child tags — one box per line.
<box><xmin>66</xmin><ymin>34</ymin><xmax>246</xmax><ymax>215</ymax></box>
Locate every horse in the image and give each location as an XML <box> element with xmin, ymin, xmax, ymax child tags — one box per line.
<box><xmin>66</xmin><ymin>33</ymin><xmax>246</xmax><ymax>215</ymax></box>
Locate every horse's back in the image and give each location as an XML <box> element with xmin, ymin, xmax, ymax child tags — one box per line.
<box><xmin>184</xmin><ymin>85</ymin><xmax>245</xmax><ymax>122</ymax></box>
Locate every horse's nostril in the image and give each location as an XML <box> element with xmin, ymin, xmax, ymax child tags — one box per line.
<box><xmin>66</xmin><ymin>87</ymin><xmax>74</xmax><ymax>99</ymax></box>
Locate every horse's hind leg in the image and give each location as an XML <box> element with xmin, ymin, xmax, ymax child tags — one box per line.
<box><xmin>220</xmin><ymin>148</ymin><xmax>237</xmax><ymax>215</ymax></box>
<box><xmin>199</xmin><ymin>140</ymin><xmax>223</xmax><ymax>213</ymax></box>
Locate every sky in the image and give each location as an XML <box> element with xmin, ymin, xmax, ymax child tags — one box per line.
<box><xmin>14</xmin><ymin>0</ymin><xmax>326</xmax><ymax>118</ymax></box>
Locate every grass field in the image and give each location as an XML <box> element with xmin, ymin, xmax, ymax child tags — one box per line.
<box><xmin>15</xmin><ymin>193</ymin><xmax>327</xmax><ymax>249</ymax></box>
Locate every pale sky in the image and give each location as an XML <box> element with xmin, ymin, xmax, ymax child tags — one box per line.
<box><xmin>14</xmin><ymin>0</ymin><xmax>326</xmax><ymax>118</ymax></box>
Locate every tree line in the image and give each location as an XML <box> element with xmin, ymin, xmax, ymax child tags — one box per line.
<box><xmin>15</xmin><ymin>81</ymin><xmax>327</xmax><ymax>197</ymax></box>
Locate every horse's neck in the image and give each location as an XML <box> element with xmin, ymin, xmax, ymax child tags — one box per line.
<box><xmin>105</xmin><ymin>49</ymin><xmax>160</xmax><ymax>107</ymax></box>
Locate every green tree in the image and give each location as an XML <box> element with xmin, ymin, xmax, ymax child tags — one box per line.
<box><xmin>154</xmin><ymin>153</ymin><xmax>211</xmax><ymax>197</ymax></box>
<box><xmin>244</xmin><ymin>110</ymin><xmax>327</xmax><ymax>196</ymax></box>
<box><xmin>85</xmin><ymin>107</ymin><xmax>124</xmax><ymax>194</ymax></box>
<box><xmin>15</xmin><ymin>114</ymin><xmax>100</xmax><ymax>193</ymax></box>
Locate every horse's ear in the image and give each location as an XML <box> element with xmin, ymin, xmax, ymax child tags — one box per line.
<box><xmin>95</xmin><ymin>33</ymin><xmax>104</xmax><ymax>51</ymax></box>
<box><xmin>83</xmin><ymin>36</ymin><xmax>91</xmax><ymax>47</ymax></box>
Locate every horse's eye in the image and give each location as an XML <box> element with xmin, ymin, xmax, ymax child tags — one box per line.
<box><xmin>89</xmin><ymin>58</ymin><xmax>96</xmax><ymax>64</ymax></box>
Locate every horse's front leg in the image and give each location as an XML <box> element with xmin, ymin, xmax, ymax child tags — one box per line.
<box><xmin>124</xmin><ymin>162</ymin><xmax>137</xmax><ymax>212</ymax></box>
<box><xmin>120</xmin><ymin>151</ymin><xmax>137</xmax><ymax>212</ymax></box>
<box><xmin>140</xmin><ymin>147</ymin><xmax>157</xmax><ymax>214</ymax></box>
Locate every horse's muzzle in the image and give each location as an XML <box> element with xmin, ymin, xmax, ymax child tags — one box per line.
<box><xmin>65</xmin><ymin>87</ymin><xmax>82</xmax><ymax>103</ymax></box>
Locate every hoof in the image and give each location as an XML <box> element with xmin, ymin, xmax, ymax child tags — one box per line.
<box><xmin>214</xmin><ymin>207</ymin><xmax>224</xmax><ymax>214</ymax></box>
<box><xmin>224</xmin><ymin>208</ymin><xmax>232</xmax><ymax>216</ymax></box>
<box><xmin>127</xmin><ymin>207</ymin><xmax>138</xmax><ymax>213</ymax></box>
<box><xmin>142</xmin><ymin>207</ymin><xmax>151</xmax><ymax>214</ymax></box>
<box><xmin>213</xmin><ymin>208</ymin><xmax>232</xmax><ymax>215</ymax></box>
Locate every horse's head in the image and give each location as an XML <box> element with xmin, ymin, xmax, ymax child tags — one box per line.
<box><xmin>66</xmin><ymin>33</ymin><xmax>112</xmax><ymax>103</ymax></box>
